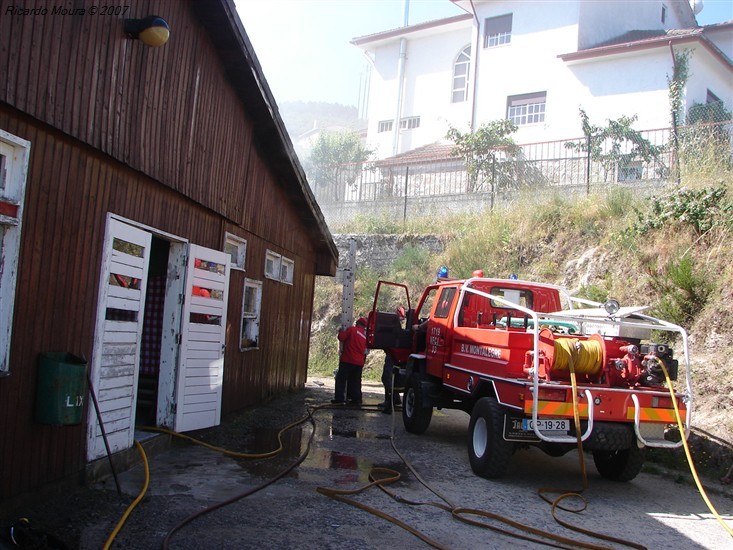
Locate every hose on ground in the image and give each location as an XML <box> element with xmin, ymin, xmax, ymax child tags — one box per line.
<box><xmin>654</xmin><ymin>357</ymin><xmax>733</xmax><ymax>538</ymax></box>
<box><xmin>102</xmin><ymin>440</ymin><xmax>149</xmax><ymax>550</ymax></box>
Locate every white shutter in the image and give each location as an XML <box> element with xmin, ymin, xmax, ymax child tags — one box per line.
<box><xmin>0</xmin><ymin>133</ymin><xmax>30</xmax><ymax>374</ymax></box>
<box><xmin>174</xmin><ymin>244</ymin><xmax>230</xmax><ymax>432</ymax></box>
<box><xmin>87</xmin><ymin>218</ymin><xmax>151</xmax><ymax>460</ymax></box>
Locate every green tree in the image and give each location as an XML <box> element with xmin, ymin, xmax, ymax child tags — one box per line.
<box><xmin>565</xmin><ymin>108</ymin><xmax>666</xmax><ymax>191</ymax></box>
<box><xmin>667</xmin><ymin>49</ymin><xmax>690</xmax><ymax>183</ymax></box>
<box><xmin>446</xmin><ymin>120</ymin><xmax>520</xmax><ymax>206</ymax></box>
<box><xmin>304</xmin><ymin>131</ymin><xmax>373</xmax><ymax>201</ymax></box>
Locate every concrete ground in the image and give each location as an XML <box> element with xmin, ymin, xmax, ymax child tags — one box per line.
<box><xmin>3</xmin><ymin>377</ymin><xmax>733</xmax><ymax>549</ymax></box>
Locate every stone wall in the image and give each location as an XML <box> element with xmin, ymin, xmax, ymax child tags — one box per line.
<box><xmin>332</xmin><ymin>233</ymin><xmax>445</xmax><ymax>274</ymax></box>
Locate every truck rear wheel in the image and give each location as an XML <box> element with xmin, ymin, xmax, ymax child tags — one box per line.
<box><xmin>402</xmin><ymin>375</ymin><xmax>432</xmax><ymax>434</ymax></box>
<box><xmin>592</xmin><ymin>444</ymin><xmax>645</xmax><ymax>482</ymax></box>
<box><xmin>468</xmin><ymin>397</ymin><xmax>513</xmax><ymax>479</ymax></box>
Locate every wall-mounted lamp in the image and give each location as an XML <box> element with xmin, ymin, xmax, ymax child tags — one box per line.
<box><xmin>124</xmin><ymin>15</ymin><xmax>170</xmax><ymax>48</ymax></box>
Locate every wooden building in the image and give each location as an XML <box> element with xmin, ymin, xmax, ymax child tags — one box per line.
<box><xmin>0</xmin><ymin>0</ymin><xmax>337</xmax><ymax>502</ymax></box>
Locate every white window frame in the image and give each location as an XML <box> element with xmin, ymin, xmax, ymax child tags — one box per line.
<box><xmin>378</xmin><ymin>120</ymin><xmax>393</xmax><ymax>133</ymax></box>
<box><xmin>507</xmin><ymin>92</ymin><xmax>546</xmax><ymax>126</ymax></box>
<box><xmin>484</xmin><ymin>14</ymin><xmax>512</xmax><ymax>48</ymax></box>
<box><xmin>224</xmin><ymin>232</ymin><xmax>247</xmax><ymax>271</ymax></box>
<box><xmin>280</xmin><ymin>256</ymin><xmax>294</xmax><ymax>285</ymax></box>
<box><xmin>0</xmin><ymin>130</ymin><xmax>30</xmax><ymax>375</ymax></box>
<box><xmin>618</xmin><ymin>160</ymin><xmax>643</xmax><ymax>182</ymax></box>
<box><xmin>399</xmin><ymin>116</ymin><xmax>421</xmax><ymax>130</ymax></box>
<box><xmin>240</xmin><ymin>278</ymin><xmax>262</xmax><ymax>351</ymax></box>
<box><xmin>451</xmin><ymin>46</ymin><xmax>471</xmax><ymax>103</ymax></box>
<box><xmin>265</xmin><ymin>249</ymin><xmax>282</xmax><ymax>280</ymax></box>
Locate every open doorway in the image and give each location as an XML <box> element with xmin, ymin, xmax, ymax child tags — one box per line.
<box><xmin>135</xmin><ymin>236</ymin><xmax>170</xmax><ymax>428</ymax></box>
<box><xmin>87</xmin><ymin>215</ymin><xmax>231</xmax><ymax>461</ymax></box>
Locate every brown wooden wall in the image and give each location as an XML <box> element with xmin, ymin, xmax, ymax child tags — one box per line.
<box><xmin>0</xmin><ymin>0</ymin><xmax>333</xmax><ymax>500</ymax></box>
<box><xmin>0</xmin><ymin>0</ymin><xmax>316</xmax><ymax>234</ymax></box>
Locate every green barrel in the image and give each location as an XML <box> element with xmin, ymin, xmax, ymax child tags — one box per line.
<box><xmin>35</xmin><ymin>353</ymin><xmax>87</xmax><ymax>425</ymax></box>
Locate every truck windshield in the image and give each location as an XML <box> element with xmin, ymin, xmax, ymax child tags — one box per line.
<box><xmin>489</xmin><ymin>287</ymin><xmax>533</xmax><ymax>310</ymax></box>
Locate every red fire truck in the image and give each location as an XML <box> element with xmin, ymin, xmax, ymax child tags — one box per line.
<box><xmin>367</xmin><ymin>275</ymin><xmax>691</xmax><ymax>481</ymax></box>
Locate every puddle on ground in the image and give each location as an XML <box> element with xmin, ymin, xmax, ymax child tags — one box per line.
<box><xmin>235</xmin><ymin>416</ymin><xmax>409</xmax><ymax>485</ymax></box>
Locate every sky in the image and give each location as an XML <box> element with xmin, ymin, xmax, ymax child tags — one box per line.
<box><xmin>234</xmin><ymin>0</ymin><xmax>733</xmax><ymax>108</ymax></box>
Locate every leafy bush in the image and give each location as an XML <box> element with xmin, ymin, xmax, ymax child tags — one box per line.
<box><xmin>575</xmin><ymin>284</ymin><xmax>609</xmax><ymax>304</ymax></box>
<box><xmin>648</xmin><ymin>256</ymin><xmax>712</xmax><ymax>329</ymax></box>
<box><xmin>630</xmin><ymin>185</ymin><xmax>732</xmax><ymax>236</ymax></box>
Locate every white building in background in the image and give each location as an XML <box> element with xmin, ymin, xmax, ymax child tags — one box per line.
<box><xmin>352</xmin><ymin>0</ymin><xmax>733</xmax><ymax>160</ymax></box>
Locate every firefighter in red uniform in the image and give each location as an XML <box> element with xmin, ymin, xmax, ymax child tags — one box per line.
<box><xmin>332</xmin><ymin>317</ymin><xmax>368</xmax><ymax>404</ymax></box>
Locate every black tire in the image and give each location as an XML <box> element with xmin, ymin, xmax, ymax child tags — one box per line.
<box><xmin>402</xmin><ymin>375</ymin><xmax>432</xmax><ymax>434</ymax></box>
<box><xmin>467</xmin><ymin>397</ymin><xmax>513</xmax><ymax>479</ymax></box>
<box><xmin>592</xmin><ymin>444</ymin><xmax>646</xmax><ymax>482</ymax></box>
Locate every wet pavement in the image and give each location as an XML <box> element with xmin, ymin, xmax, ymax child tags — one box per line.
<box><xmin>8</xmin><ymin>377</ymin><xmax>733</xmax><ymax>549</ymax></box>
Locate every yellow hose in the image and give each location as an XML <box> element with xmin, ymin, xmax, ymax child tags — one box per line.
<box><xmin>141</xmin><ymin>414</ymin><xmax>308</xmax><ymax>459</ymax></box>
<box><xmin>552</xmin><ymin>338</ymin><xmax>603</xmax><ymax>375</ymax></box>
<box><xmin>553</xmin><ymin>338</ymin><xmax>603</xmax><ymax>376</ymax></box>
<box><xmin>655</xmin><ymin>357</ymin><xmax>733</xmax><ymax>538</ymax></box>
<box><xmin>103</xmin><ymin>440</ymin><xmax>149</xmax><ymax>550</ymax></box>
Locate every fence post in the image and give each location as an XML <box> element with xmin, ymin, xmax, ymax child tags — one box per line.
<box><xmin>403</xmin><ymin>165</ymin><xmax>409</xmax><ymax>223</ymax></box>
<box><xmin>491</xmin><ymin>154</ymin><xmax>496</xmax><ymax>209</ymax></box>
<box><xmin>585</xmin><ymin>135</ymin><xmax>591</xmax><ymax>195</ymax></box>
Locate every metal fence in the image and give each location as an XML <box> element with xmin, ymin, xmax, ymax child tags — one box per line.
<box><xmin>311</xmin><ymin>121</ymin><xmax>733</xmax><ymax>226</ymax></box>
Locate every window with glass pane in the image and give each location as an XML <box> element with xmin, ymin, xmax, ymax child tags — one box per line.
<box><xmin>265</xmin><ymin>250</ymin><xmax>281</xmax><ymax>280</ymax></box>
<box><xmin>507</xmin><ymin>92</ymin><xmax>546</xmax><ymax>125</ymax></box>
<box><xmin>378</xmin><ymin>120</ymin><xmax>393</xmax><ymax>133</ymax></box>
<box><xmin>241</xmin><ymin>279</ymin><xmax>262</xmax><ymax>350</ymax></box>
<box><xmin>484</xmin><ymin>14</ymin><xmax>512</xmax><ymax>48</ymax></box>
<box><xmin>399</xmin><ymin>117</ymin><xmax>420</xmax><ymax>130</ymax></box>
<box><xmin>224</xmin><ymin>233</ymin><xmax>247</xmax><ymax>270</ymax></box>
<box><xmin>452</xmin><ymin>46</ymin><xmax>471</xmax><ymax>103</ymax></box>
<box><xmin>280</xmin><ymin>257</ymin><xmax>294</xmax><ymax>284</ymax></box>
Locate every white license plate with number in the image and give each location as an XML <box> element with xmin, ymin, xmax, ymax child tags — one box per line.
<box><xmin>522</xmin><ymin>419</ymin><xmax>569</xmax><ymax>432</ymax></box>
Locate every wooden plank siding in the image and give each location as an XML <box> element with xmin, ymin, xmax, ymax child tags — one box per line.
<box><xmin>0</xmin><ymin>0</ymin><xmax>336</xmax><ymax>501</ymax></box>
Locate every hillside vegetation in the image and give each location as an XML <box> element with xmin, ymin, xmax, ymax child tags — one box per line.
<box><xmin>309</xmin><ymin>178</ymin><xmax>733</xmax><ymax>474</ymax></box>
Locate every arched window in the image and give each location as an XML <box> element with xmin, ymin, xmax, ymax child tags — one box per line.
<box><xmin>451</xmin><ymin>46</ymin><xmax>471</xmax><ymax>103</ymax></box>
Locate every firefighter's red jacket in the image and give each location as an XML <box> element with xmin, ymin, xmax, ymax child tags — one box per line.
<box><xmin>338</xmin><ymin>324</ymin><xmax>367</xmax><ymax>366</ymax></box>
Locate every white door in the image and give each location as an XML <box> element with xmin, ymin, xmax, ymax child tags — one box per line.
<box><xmin>0</xmin><ymin>133</ymin><xmax>29</xmax><ymax>374</ymax></box>
<box><xmin>87</xmin><ymin>218</ymin><xmax>151</xmax><ymax>460</ymax></box>
<box><xmin>173</xmin><ymin>244</ymin><xmax>230</xmax><ymax>432</ymax></box>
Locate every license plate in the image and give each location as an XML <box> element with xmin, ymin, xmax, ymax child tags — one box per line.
<box><xmin>522</xmin><ymin>419</ymin><xmax>569</xmax><ymax>432</ymax></box>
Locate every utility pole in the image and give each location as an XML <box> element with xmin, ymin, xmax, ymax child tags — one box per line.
<box><xmin>338</xmin><ymin>238</ymin><xmax>357</xmax><ymax>330</ymax></box>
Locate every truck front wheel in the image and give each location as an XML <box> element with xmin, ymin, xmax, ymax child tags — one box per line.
<box><xmin>402</xmin><ymin>375</ymin><xmax>432</xmax><ymax>434</ymax></box>
<box><xmin>468</xmin><ymin>397</ymin><xmax>513</xmax><ymax>479</ymax></box>
<box><xmin>592</xmin><ymin>444</ymin><xmax>645</xmax><ymax>482</ymax></box>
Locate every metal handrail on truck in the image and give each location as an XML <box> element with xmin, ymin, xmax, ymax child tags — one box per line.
<box><xmin>455</xmin><ymin>279</ymin><xmax>691</xmax><ymax>447</ymax></box>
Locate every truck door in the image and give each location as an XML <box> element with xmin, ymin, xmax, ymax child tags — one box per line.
<box><xmin>368</xmin><ymin>281</ymin><xmax>411</xmax><ymax>359</ymax></box>
<box><xmin>425</xmin><ymin>286</ymin><xmax>458</xmax><ymax>378</ymax></box>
